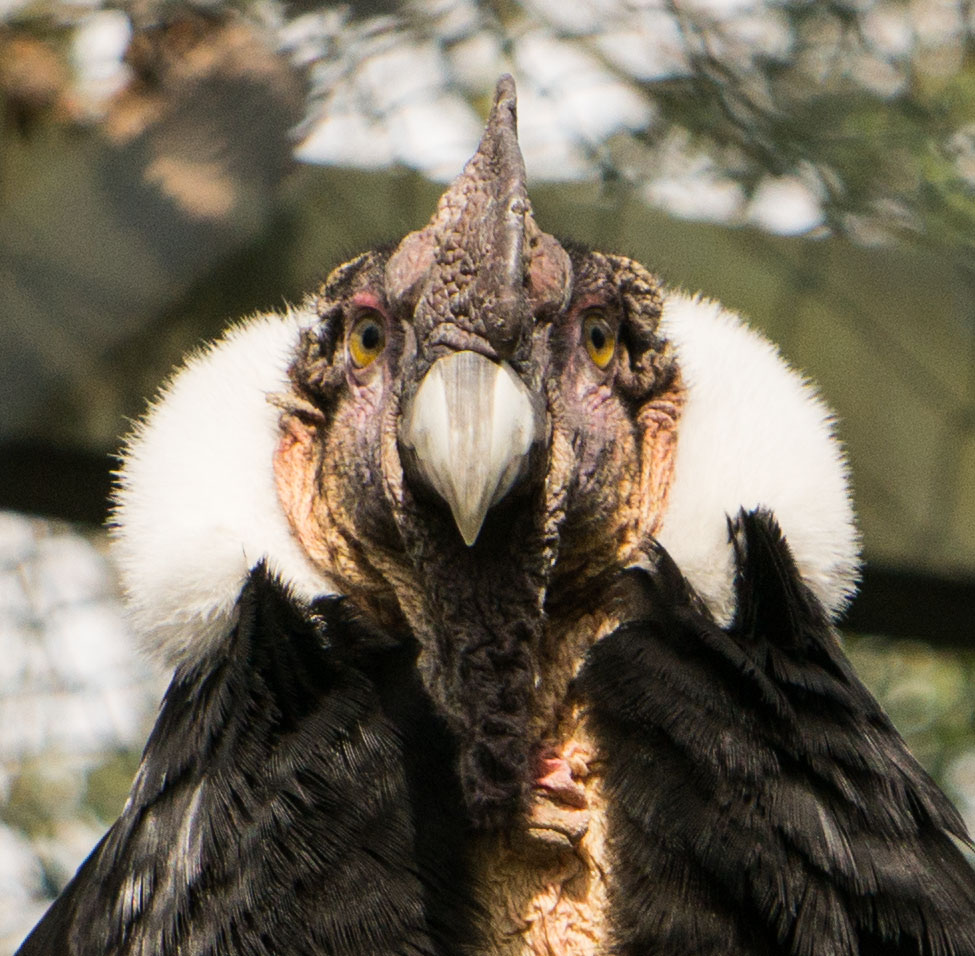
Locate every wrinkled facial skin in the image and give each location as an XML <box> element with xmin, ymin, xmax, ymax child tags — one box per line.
<box><xmin>275</xmin><ymin>253</ymin><xmax>406</xmax><ymax>629</ymax></box>
<box><xmin>275</xmin><ymin>242</ymin><xmax>683</xmax><ymax>830</ymax></box>
<box><xmin>275</xmin><ymin>77</ymin><xmax>682</xmax><ymax>828</ymax></box>
<box><xmin>541</xmin><ymin>247</ymin><xmax>680</xmax><ymax>597</ymax></box>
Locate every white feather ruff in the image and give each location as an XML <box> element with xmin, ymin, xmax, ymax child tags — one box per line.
<box><xmin>656</xmin><ymin>293</ymin><xmax>860</xmax><ymax>625</ymax></box>
<box><xmin>111</xmin><ymin>308</ymin><xmax>336</xmax><ymax>667</ymax></box>
<box><xmin>111</xmin><ymin>292</ymin><xmax>859</xmax><ymax>666</ymax></box>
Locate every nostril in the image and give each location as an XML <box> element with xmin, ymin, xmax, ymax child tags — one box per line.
<box><xmin>487</xmin><ymin>318</ymin><xmax>519</xmax><ymax>358</ymax></box>
<box><xmin>484</xmin><ymin>291</ymin><xmax>529</xmax><ymax>359</ymax></box>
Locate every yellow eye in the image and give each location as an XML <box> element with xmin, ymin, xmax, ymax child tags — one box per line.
<box><xmin>348</xmin><ymin>312</ymin><xmax>386</xmax><ymax>368</ymax></box>
<box><xmin>583</xmin><ymin>311</ymin><xmax>616</xmax><ymax>369</ymax></box>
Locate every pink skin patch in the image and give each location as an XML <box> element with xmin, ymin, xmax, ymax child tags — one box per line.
<box><xmin>350</xmin><ymin>290</ymin><xmax>385</xmax><ymax>312</ymax></box>
<box><xmin>533</xmin><ymin>746</ymin><xmax>587</xmax><ymax>809</ymax></box>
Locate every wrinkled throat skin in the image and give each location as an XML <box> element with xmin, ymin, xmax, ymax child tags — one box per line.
<box><xmin>273</xmin><ymin>76</ymin><xmax>683</xmax><ymax>829</ymax></box>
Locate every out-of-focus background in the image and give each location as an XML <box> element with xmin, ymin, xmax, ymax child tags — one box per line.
<box><xmin>1</xmin><ymin>0</ymin><xmax>974</xmax><ymax>948</ymax></box>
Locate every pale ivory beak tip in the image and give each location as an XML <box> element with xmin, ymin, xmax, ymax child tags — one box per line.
<box><xmin>457</xmin><ymin>513</ymin><xmax>488</xmax><ymax>548</ymax></box>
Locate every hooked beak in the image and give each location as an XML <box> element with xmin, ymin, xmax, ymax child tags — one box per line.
<box><xmin>401</xmin><ymin>351</ymin><xmax>541</xmax><ymax>545</ymax></box>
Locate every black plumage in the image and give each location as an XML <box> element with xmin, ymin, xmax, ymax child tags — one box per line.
<box><xmin>580</xmin><ymin>511</ymin><xmax>975</xmax><ymax>955</ymax></box>
<box><xmin>17</xmin><ymin>75</ymin><xmax>975</xmax><ymax>956</ymax></box>
<box><xmin>19</xmin><ymin>567</ymin><xmax>475</xmax><ymax>956</ymax></box>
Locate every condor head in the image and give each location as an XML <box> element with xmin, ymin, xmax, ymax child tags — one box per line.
<box><xmin>272</xmin><ymin>77</ymin><xmax>683</xmax><ymax>827</ymax></box>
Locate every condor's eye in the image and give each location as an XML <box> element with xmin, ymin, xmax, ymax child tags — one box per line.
<box><xmin>348</xmin><ymin>312</ymin><xmax>386</xmax><ymax>368</ymax></box>
<box><xmin>582</xmin><ymin>311</ymin><xmax>616</xmax><ymax>369</ymax></box>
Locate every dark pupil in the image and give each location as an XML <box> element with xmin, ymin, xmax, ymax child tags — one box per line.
<box><xmin>590</xmin><ymin>324</ymin><xmax>606</xmax><ymax>351</ymax></box>
<box><xmin>360</xmin><ymin>322</ymin><xmax>381</xmax><ymax>351</ymax></box>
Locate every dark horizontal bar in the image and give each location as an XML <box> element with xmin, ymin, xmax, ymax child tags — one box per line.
<box><xmin>844</xmin><ymin>565</ymin><xmax>975</xmax><ymax>649</ymax></box>
<box><xmin>0</xmin><ymin>439</ymin><xmax>116</xmax><ymax>526</ymax></box>
<box><xmin>0</xmin><ymin>438</ymin><xmax>972</xmax><ymax>648</ymax></box>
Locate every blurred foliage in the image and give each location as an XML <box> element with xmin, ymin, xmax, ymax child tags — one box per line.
<box><xmin>82</xmin><ymin>747</ymin><xmax>143</xmax><ymax>823</ymax></box>
<box><xmin>629</xmin><ymin>0</ymin><xmax>975</xmax><ymax>253</ymax></box>
<box><xmin>290</xmin><ymin>0</ymin><xmax>975</xmax><ymax>266</ymax></box>
<box><xmin>846</xmin><ymin>634</ymin><xmax>975</xmax><ymax>799</ymax></box>
<box><xmin>0</xmin><ymin>748</ymin><xmax>140</xmax><ymax>843</ymax></box>
<box><xmin>3</xmin><ymin>0</ymin><xmax>974</xmax><ymax>264</ymax></box>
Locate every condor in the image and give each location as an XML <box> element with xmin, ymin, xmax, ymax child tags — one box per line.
<box><xmin>18</xmin><ymin>76</ymin><xmax>975</xmax><ymax>956</ymax></box>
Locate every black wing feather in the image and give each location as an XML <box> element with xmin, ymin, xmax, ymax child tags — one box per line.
<box><xmin>579</xmin><ymin>508</ymin><xmax>975</xmax><ymax>956</ymax></box>
<box><xmin>17</xmin><ymin>563</ymin><xmax>475</xmax><ymax>956</ymax></box>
